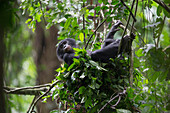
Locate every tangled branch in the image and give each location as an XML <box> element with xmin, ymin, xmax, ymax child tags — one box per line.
<box><xmin>153</xmin><ymin>0</ymin><xmax>170</xmax><ymax>13</ymax></box>
<box><xmin>98</xmin><ymin>89</ymin><xmax>126</xmax><ymax>113</ymax></box>
<box><xmin>28</xmin><ymin>80</ymin><xmax>61</xmax><ymax>113</ymax></box>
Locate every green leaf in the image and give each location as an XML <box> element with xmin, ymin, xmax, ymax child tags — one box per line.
<box><xmin>94</xmin><ymin>6</ymin><xmax>101</xmax><ymax>13</ymax></box>
<box><xmin>80</xmin><ymin>73</ymin><xmax>86</xmax><ymax>79</ymax></box>
<box><xmin>135</xmin><ymin>48</ymin><xmax>144</xmax><ymax>57</ymax></box>
<box><xmin>46</xmin><ymin>22</ymin><xmax>53</xmax><ymax>29</ymax></box>
<box><xmin>64</xmin><ymin>18</ymin><xmax>72</xmax><ymax>30</ymax></box>
<box><xmin>85</xmin><ymin>97</ymin><xmax>91</xmax><ymax>109</ymax></box>
<box><xmin>89</xmin><ymin>60</ymin><xmax>99</xmax><ymax>67</ymax></box>
<box><xmin>116</xmin><ymin>109</ymin><xmax>132</xmax><ymax>113</ymax></box>
<box><xmin>79</xmin><ymin>33</ymin><xmax>84</xmax><ymax>42</ymax></box>
<box><xmin>25</xmin><ymin>18</ymin><xmax>32</xmax><ymax>24</ymax></box>
<box><xmin>157</xmin><ymin>5</ymin><xmax>162</xmax><ymax>16</ymax></box>
<box><xmin>133</xmin><ymin>57</ymin><xmax>140</xmax><ymax>68</ymax></box>
<box><xmin>81</xmin><ymin>96</ymin><xmax>86</xmax><ymax>103</ymax></box>
<box><xmin>89</xmin><ymin>60</ymin><xmax>107</xmax><ymax>71</ymax></box>
<box><xmin>112</xmin><ymin>1</ymin><xmax>119</xmax><ymax>5</ymax></box>
<box><xmin>79</xmin><ymin>86</ymin><xmax>86</xmax><ymax>94</ymax></box>
<box><xmin>35</xmin><ymin>13</ymin><xmax>42</xmax><ymax>22</ymax></box>
<box><xmin>163</xmin><ymin>9</ymin><xmax>170</xmax><ymax>18</ymax></box>
<box><xmin>72</xmin><ymin>18</ymin><xmax>78</xmax><ymax>28</ymax></box>
<box><xmin>64</xmin><ymin>72</ymin><xmax>70</xmax><ymax>78</ymax></box>
<box><xmin>98</xmin><ymin>0</ymin><xmax>102</xmax><ymax>4</ymax></box>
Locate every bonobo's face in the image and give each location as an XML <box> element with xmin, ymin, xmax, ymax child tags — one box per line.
<box><xmin>60</xmin><ymin>40</ymin><xmax>72</xmax><ymax>53</ymax></box>
<box><xmin>56</xmin><ymin>38</ymin><xmax>77</xmax><ymax>61</ymax></box>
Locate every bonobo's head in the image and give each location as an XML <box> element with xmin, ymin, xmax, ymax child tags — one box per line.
<box><xmin>56</xmin><ymin>38</ymin><xmax>77</xmax><ymax>61</ymax></box>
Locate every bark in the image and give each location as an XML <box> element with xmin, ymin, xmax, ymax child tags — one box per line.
<box><xmin>34</xmin><ymin>22</ymin><xmax>61</xmax><ymax>113</ymax></box>
<box><xmin>0</xmin><ymin>28</ymin><xmax>6</xmax><ymax>113</ymax></box>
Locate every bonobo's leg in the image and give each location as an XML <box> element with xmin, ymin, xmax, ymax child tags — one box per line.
<box><xmin>102</xmin><ymin>21</ymin><xmax>123</xmax><ymax>48</ymax></box>
<box><xmin>119</xmin><ymin>32</ymin><xmax>136</xmax><ymax>53</ymax></box>
<box><xmin>91</xmin><ymin>32</ymin><xmax>135</xmax><ymax>63</ymax></box>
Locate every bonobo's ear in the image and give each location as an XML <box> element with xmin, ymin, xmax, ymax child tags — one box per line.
<box><xmin>56</xmin><ymin>39</ymin><xmax>66</xmax><ymax>61</ymax></box>
<box><xmin>56</xmin><ymin>42</ymin><xmax>60</xmax><ymax>47</ymax></box>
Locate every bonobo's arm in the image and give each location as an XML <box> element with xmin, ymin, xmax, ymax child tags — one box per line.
<box><xmin>63</xmin><ymin>53</ymin><xmax>79</xmax><ymax>66</ymax></box>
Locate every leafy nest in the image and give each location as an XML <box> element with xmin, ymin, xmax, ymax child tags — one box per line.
<box><xmin>54</xmin><ymin>48</ymin><xmax>132</xmax><ymax>112</ymax></box>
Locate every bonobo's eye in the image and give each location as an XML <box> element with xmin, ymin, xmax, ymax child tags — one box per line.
<box><xmin>60</xmin><ymin>41</ymin><xmax>67</xmax><ymax>48</ymax></box>
<box><xmin>63</xmin><ymin>41</ymin><xmax>67</xmax><ymax>44</ymax></box>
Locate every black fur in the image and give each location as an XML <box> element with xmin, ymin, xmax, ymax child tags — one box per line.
<box><xmin>56</xmin><ymin>21</ymin><xmax>135</xmax><ymax>65</ymax></box>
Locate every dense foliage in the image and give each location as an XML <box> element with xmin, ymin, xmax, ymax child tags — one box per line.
<box><xmin>53</xmin><ymin>48</ymin><xmax>131</xmax><ymax>112</ymax></box>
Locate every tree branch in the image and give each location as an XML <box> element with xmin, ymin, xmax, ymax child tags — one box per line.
<box><xmin>4</xmin><ymin>86</ymin><xmax>49</xmax><ymax>95</ymax></box>
<box><xmin>29</xmin><ymin>80</ymin><xmax>61</xmax><ymax>113</ymax></box>
<box><xmin>98</xmin><ymin>89</ymin><xmax>126</xmax><ymax>113</ymax></box>
<box><xmin>118</xmin><ymin>0</ymin><xmax>136</xmax><ymax>54</ymax></box>
<box><xmin>120</xmin><ymin>0</ymin><xmax>137</xmax><ymax>22</ymax></box>
<box><xmin>153</xmin><ymin>0</ymin><xmax>170</xmax><ymax>13</ymax></box>
<box><xmin>85</xmin><ymin>17</ymin><xmax>108</xmax><ymax>49</ymax></box>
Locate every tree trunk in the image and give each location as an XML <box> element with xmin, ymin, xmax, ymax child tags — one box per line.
<box><xmin>0</xmin><ymin>28</ymin><xmax>6</xmax><ymax>113</ymax></box>
<box><xmin>34</xmin><ymin>22</ymin><xmax>61</xmax><ymax>113</ymax></box>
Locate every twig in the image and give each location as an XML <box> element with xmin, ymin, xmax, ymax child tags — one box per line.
<box><xmin>85</xmin><ymin>16</ymin><xmax>108</xmax><ymax>49</ymax></box>
<box><xmin>120</xmin><ymin>0</ymin><xmax>137</xmax><ymax>22</ymax></box>
<box><xmin>130</xmin><ymin>0</ymin><xmax>138</xmax><ymax>34</ymax></box>
<box><xmin>153</xmin><ymin>0</ymin><xmax>170</xmax><ymax>13</ymax></box>
<box><xmin>100</xmin><ymin>3</ymin><xmax>106</xmax><ymax>41</ymax></box>
<box><xmin>27</xmin><ymin>96</ymin><xmax>37</xmax><ymax>113</ymax></box>
<box><xmin>29</xmin><ymin>80</ymin><xmax>61</xmax><ymax>113</ymax></box>
<box><xmin>111</xmin><ymin>95</ymin><xmax>121</xmax><ymax>109</ymax></box>
<box><xmin>83</xmin><ymin>1</ymin><xmax>86</xmax><ymax>45</ymax></box>
<box><xmin>98</xmin><ymin>89</ymin><xmax>126</xmax><ymax>113</ymax></box>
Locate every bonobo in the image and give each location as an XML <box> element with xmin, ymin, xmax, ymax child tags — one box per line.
<box><xmin>56</xmin><ymin>21</ymin><xmax>135</xmax><ymax>65</ymax></box>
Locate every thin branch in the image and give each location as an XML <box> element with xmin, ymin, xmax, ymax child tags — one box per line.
<box><xmin>27</xmin><ymin>96</ymin><xmax>37</xmax><ymax>113</ymax></box>
<box><xmin>83</xmin><ymin>1</ymin><xmax>86</xmax><ymax>45</ymax></box>
<box><xmin>29</xmin><ymin>80</ymin><xmax>61</xmax><ymax>113</ymax></box>
<box><xmin>100</xmin><ymin>8</ymin><xmax>106</xmax><ymax>42</ymax></box>
<box><xmin>130</xmin><ymin>0</ymin><xmax>138</xmax><ymax>87</ymax></box>
<box><xmin>4</xmin><ymin>87</ymin><xmax>47</xmax><ymax>95</ymax></box>
<box><xmin>98</xmin><ymin>89</ymin><xmax>126</xmax><ymax>113</ymax></box>
<box><xmin>130</xmin><ymin>0</ymin><xmax>138</xmax><ymax>34</ymax></box>
<box><xmin>4</xmin><ymin>84</ymin><xmax>51</xmax><ymax>93</ymax></box>
<box><xmin>85</xmin><ymin>16</ymin><xmax>108</xmax><ymax>49</ymax></box>
<box><xmin>120</xmin><ymin>0</ymin><xmax>137</xmax><ymax>22</ymax></box>
<box><xmin>111</xmin><ymin>95</ymin><xmax>121</xmax><ymax>109</ymax></box>
<box><xmin>153</xmin><ymin>0</ymin><xmax>170</xmax><ymax>13</ymax></box>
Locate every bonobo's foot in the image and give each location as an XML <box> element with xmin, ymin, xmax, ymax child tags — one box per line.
<box><xmin>110</xmin><ymin>20</ymin><xmax>123</xmax><ymax>34</ymax></box>
<box><xmin>106</xmin><ymin>20</ymin><xmax>123</xmax><ymax>39</ymax></box>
